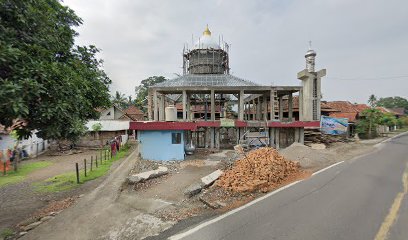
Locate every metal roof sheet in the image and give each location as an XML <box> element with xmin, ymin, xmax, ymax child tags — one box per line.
<box><xmin>153</xmin><ymin>74</ymin><xmax>259</xmax><ymax>88</ymax></box>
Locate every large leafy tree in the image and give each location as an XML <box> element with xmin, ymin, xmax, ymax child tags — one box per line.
<box><xmin>134</xmin><ymin>76</ymin><xmax>166</xmax><ymax>111</ymax></box>
<box><xmin>0</xmin><ymin>0</ymin><xmax>111</xmax><ymax>142</ymax></box>
<box><xmin>376</xmin><ymin>96</ymin><xmax>408</xmax><ymax>113</ymax></box>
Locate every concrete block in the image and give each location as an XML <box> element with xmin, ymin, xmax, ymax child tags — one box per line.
<box><xmin>310</xmin><ymin>143</ymin><xmax>326</xmax><ymax>150</ymax></box>
<box><xmin>201</xmin><ymin>169</ymin><xmax>223</xmax><ymax>187</ymax></box>
<box><xmin>127</xmin><ymin>166</ymin><xmax>168</xmax><ymax>184</ymax></box>
<box><xmin>22</xmin><ymin>221</ymin><xmax>42</xmax><ymax>231</ymax></box>
<box><xmin>184</xmin><ymin>183</ymin><xmax>203</xmax><ymax>198</ymax></box>
<box><xmin>40</xmin><ymin>216</ymin><xmax>54</xmax><ymax>222</ymax></box>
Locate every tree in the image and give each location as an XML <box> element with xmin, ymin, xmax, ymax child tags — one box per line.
<box><xmin>377</xmin><ymin>96</ymin><xmax>408</xmax><ymax>113</ymax></box>
<box><xmin>356</xmin><ymin>108</ymin><xmax>383</xmax><ymax>138</ymax></box>
<box><xmin>368</xmin><ymin>94</ymin><xmax>377</xmax><ymax>108</ymax></box>
<box><xmin>134</xmin><ymin>76</ymin><xmax>167</xmax><ymax>111</ymax></box>
<box><xmin>0</xmin><ymin>0</ymin><xmax>111</xmax><ymax>143</ymax></box>
<box><xmin>111</xmin><ymin>91</ymin><xmax>127</xmax><ymax>109</ymax></box>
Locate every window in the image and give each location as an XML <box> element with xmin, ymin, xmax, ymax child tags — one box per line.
<box><xmin>172</xmin><ymin>133</ymin><xmax>181</xmax><ymax>144</ymax></box>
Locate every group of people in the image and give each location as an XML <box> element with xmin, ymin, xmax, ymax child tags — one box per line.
<box><xmin>0</xmin><ymin>146</ymin><xmax>28</xmax><ymax>172</ymax></box>
<box><xmin>107</xmin><ymin>136</ymin><xmax>122</xmax><ymax>157</ymax></box>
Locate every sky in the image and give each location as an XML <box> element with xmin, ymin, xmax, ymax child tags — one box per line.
<box><xmin>63</xmin><ymin>0</ymin><xmax>408</xmax><ymax>104</ymax></box>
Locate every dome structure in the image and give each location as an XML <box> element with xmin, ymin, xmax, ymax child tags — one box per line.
<box><xmin>193</xmin><ymin>26</ymin><xmax>221</xmax><ymax>50</ymax></box>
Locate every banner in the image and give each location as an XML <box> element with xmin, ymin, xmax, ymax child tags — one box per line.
<box><xmin>320</xmin><ymin>116</ymin><xmax>348</xmax><ymax>135</ymax></box>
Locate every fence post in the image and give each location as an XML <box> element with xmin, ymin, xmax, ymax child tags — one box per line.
<box><xmin>96</xmin><ymin>155</ymin><xmax>98</xmax><ymax>168</ymax></box>
<box><xmin>90</xmin><ymin>158</ymin><xmax>93</xmax><ymax>171</ymax></box>
<box><xmin>75</xmin><ymin>163</ymin><xmax>80</xmax><ymax>184</ymax></box>
<box><xmin>100</xmin><ymin>150</ymin><xmax>102</xmax><ymax>163</ymax></box>
<box><xmin>84</xmin><ymin>159</ymin><xmax>87</xmax><ymax>177</ymax></box>
<box><xmin>3</xmin><ymin>162</ymin><xmax>6</xmax><ymax>176</ymax></box>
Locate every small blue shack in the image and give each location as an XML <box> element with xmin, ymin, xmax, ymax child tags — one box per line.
<box><xmin>138</xmin><ymin>130</ymin><xmax>185</xmax><ymax>161</ymax></box>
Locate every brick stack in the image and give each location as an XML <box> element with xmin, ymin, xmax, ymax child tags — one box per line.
<box><xmin>216</xmin><ymin>147</ymin><xmax>300</xmax><ymax>193</ymax></box>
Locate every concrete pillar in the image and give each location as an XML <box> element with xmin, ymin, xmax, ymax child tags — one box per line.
<box><xmin>205</xmin><ymin>127</ymin><xmax>211</xmax><ymax>148</ymax></box>
<box><xmin>269</xmin><ymin>128</ymin><xmax>275</xmax><ymax>148</ymax></box>
<box><xmin>256</xmin><ymin>98</ymin><xmax>261</xmax><ymax>120</ymax></box>
<box><xmin>269</xmin><ymin>90</ymin><xmax>274</xmax><ymax>121</ymax></box>
<box><xmin>263</xmin><ymin>94</ymin><xmax>267</xmax><ymax>122</ymax></box>
<box><xmin>252</xmin><ymin>99</ymin><xmax>256</xmax><ymax>120</ymax></box>
<box><xmin>215</xmin><ymin>128</ymin><xmax>220</xmax><ymax>149</ymax></box>
<box><xmin>153</xmin><ymin>90</ymin><xmax>158</xmax><ymax>121</ymax></box>
<box><xmin>299</xmin><ymin>89</ymin><xmax>304</xmax><ymax>121</ymax></box>
<box><xmin>239</xmin><ymin>90</ymin><xmax>244</xmax><ymax>121</ymax></box>
<box><xmin>182</xmin><ymin>90</ymin><xmax>187</xmax><ymax>121</ymax></box>
<box><xmin>275</xmin><ymin>128</ymin><xmax>280</xmax><ymax>149</ymax></box>
<box><xmin>187</xmin><ymin>94</ymin><xmax>191</xmax><ymax>120</ymax></box>
<box><xmin>299</xmin><ymin>127</ymin><xmax>305</xmax><ymax>144</ymax></box>
<box><xmin>211</xmin><ymin>90</ymin><xmax>215</xmax><ymax>121</ymax></box>
<box><xmin>159</xmin><ymin>94</ymin><xmax>165</xmax><ymax>121</ymax></box>
<box><xmin>210</xmin><ymin>128</ymin><xmax>215</xmax><ymax>149</ymax></box>
<box><xmin>288</xmin><ymin>93</ymin><xmax>293</xmax><ymax>122</ymax></box>
<box><xmin>295</xmin><ymin>128</ymin><xmax>300</xmax><ymax>142</ymax></box>
<box><xmin>148</xmin><ymin>89</ymin><xmax>153</xmax><ymax>120</ymax></box>
<box><xmin>278</xmin><ymin>96</ymin><xmax>283</xmax><ymax>121</ymax></box>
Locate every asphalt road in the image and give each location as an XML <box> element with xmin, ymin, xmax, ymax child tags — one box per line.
<box><xmin>169</xmin><ymin>132</ymin><xmax>408</xmax><ymax>240</ymax></box>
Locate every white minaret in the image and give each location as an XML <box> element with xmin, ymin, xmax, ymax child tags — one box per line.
<box><xmin>297</xmin><ymin>42</ymin><xmax>326</xmax><ymax>121</ymax></box>
<box><xmin>305</xmin><ymin>41</ymin><xmax>316</xmax><ymax>72</ymax></box>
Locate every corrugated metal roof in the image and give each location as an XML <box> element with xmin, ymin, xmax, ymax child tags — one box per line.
<box><xmin>153</xmin><ymin>74</ymin><xmax>258</xmax><ymax>87</ymax></box>
<box><xmin>86</xmin><ymin>120</ymin><xmax>129</xmax><ymax>131</ymax></box>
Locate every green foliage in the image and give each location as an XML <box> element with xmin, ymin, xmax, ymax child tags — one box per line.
<box><xmin>91</xmin><ymin>123</ymin><xmax>102</xmax><ymax>132</ymax></box>
<box><xmin>35</xmin><ymin>145</ymin><xmax>130</xmax><ymax>192</ymax></box>
<box><xmin>134</xmin><ymin>76</ymin><xmax>167</xmax><ymax>111</ymax></box>
<box><xmin>368</xmin><ymin>94</ymin><xmax>377</xmax><ymax>108</ymax></box>
<box><xmin>0</xmin><ymin>0</ymin><xmax>111</xmax><ymax>143</ymax></box>
<box><xmin>0</xmin><ymin>161</ymin><xmax>52</xmax><ymax>187</ymax></box>
<box><xmin>0</xmin><ymin>228</ymin><xmax>14</xmax><ymax>239</ymax></box>
<box><xmin>356</xmin><ymin>108</ymin><xmax>383</xmax><ymax>138</ymax></box>
<box><xmin>111</xmin><ymin>91</ymin><xmax>128</xmax><ymax>109</ymax></box>
<box><xmin>377</xmin><ymin>96</ymin><xmax>408</xmax><ymax>113</ymax></box>
<box><xmin>379</xmin><ymin>112</ymin><xmax>397</xmax><ymax>127</ymax></box>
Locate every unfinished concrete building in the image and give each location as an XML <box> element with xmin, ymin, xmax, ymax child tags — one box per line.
<box><xmin>130</xmin><ymin>27</ymin><xmax>326</xmax><ymax>160</ymax></box>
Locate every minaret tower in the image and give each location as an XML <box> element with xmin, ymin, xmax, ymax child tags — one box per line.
<box><xmin>297</xmin><ymin>42</ymin><xmax>326</xmax><ymax>121</ymax></box>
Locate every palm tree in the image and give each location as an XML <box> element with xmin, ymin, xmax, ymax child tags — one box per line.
<box><xmin>111</xmin><ymin>91</ymin><xmax>127</xmax><ymax>109</ymax></box>
<box><xmin>368</xmin><ymin>94</ymin><xmax>377</xmax><ymax>108</ymax></box>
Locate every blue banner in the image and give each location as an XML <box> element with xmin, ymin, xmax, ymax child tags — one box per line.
<box><xmin>320</xmin><ymin>116</ymin><xmax>348</xmax><ymax>135</ymax></box>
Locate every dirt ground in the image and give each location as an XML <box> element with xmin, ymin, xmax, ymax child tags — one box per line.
<box><xmin>5</xmin><ymin>132</ymin><xmax>403</xmax><ymax>239</ymax></box>
<box><xmin>0</xmin><ymin>149</ymin><xmax>106</xmax><ymax>233</ymax></box>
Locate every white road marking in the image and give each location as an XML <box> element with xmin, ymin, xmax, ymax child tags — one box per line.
<box><xmin>312</xmin><ymin>161</ymin><xmax>345</xmax><ymax>176</ymax></box>
<box><xmin>169</xmin><ymin>160</ymin><xmax>346</xmax><ymax>240</ymax></box>
<box><xmin>168</xmin><ymin>180</ymin><xmax>301</xmax><ymax>240</ymax></box>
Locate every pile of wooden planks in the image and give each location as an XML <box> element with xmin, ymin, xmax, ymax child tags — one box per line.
<box><xmin>304</xmin><ymin>129</ymin><xmax>351</xmax><ymax>145</ymax></box>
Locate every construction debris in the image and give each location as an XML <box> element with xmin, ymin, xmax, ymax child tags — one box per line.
<box><xmin>304</xmin><ymin>129</ymin><xmax>351</xmax><ymax>146</ymax></box>
<box><xmin>127</xmin><ymin>166</ymin><xmax>168</xmax><ymax>184</ymax></box>
<box><xmin>216</xmin><ymin>147</ymin><xmax>300</xmax><ymax>193</ymax></box>
<box><xmin>201</xmin><ymin>169</ymin><xmax>223</xmax><ymax>187</ymax></box>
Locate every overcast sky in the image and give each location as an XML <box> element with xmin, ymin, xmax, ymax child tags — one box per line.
<box><xmin>63</xmin><ymin>0</ymin><xmax>408</xmax><ymax>104</ymax></box>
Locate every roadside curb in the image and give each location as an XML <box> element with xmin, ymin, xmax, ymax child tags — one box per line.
<box><xmin>374</xmin><ymin>131</ymin><xmax>408</xmax><ymax>148</ymax></box>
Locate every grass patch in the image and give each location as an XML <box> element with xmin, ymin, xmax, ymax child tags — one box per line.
<box><xmin>0</xmin><ymin>161</ymin><xmax>52</xmax><ymax>187</ymax></box>
<box><xmin>35</xmin><ymin>145</ymin><xmax>131</xmax><ymax>193</ymax></box>
<box><xmin>0</xmin><ymin>228</ymin><xmax>14</xmax><ymax>239</ymax></box>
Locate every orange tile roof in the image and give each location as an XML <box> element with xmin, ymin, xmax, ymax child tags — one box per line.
<box><xmin>125</xmin><ymin>105</ymin><xmax>144</xmax><ymax>115</ymax></box>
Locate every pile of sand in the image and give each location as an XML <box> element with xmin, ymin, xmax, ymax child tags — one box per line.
<box><xmin>280</xmin><ymin>142</ymin><xmax>334</xmax><ymax>169</ymax></box>
<box><xmin>216</xmin><ymin>147</ymin><xmax>300</xmax><ymax>193</ymax></box>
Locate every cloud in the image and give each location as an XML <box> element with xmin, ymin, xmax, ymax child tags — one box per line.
<box><xmin>64</xmin><ymin>0</ymin><xmax>408</xmax><ymax>103</ymax></box>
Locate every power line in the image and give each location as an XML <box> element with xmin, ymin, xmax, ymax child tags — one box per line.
<box><xmin>327</xmin><ymin>74</ymin><xmax>408</xmax><ymax>81</ymax></box>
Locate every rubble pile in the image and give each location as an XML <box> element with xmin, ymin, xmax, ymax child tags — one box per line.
<box><xmin>216</xmin><ymin>147</ymin><xmax>300</xmax><ymax>193</ymax></box>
